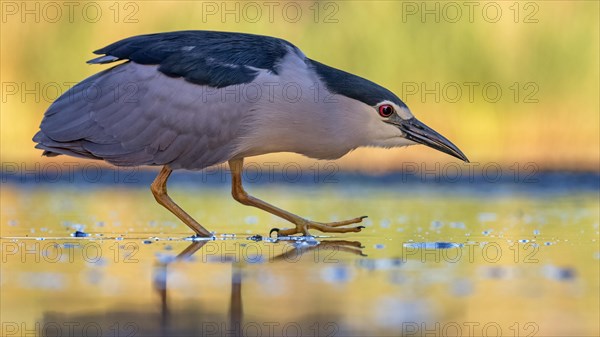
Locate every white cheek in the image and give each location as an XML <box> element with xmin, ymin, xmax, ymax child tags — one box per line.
<box><xmin>396</xmin><ymin>107</ymin><xmax>414</xmax><ymax>120</ymax></box>
<box><xmin>369</xmin><ymin>121</ymin><xmax>416</xmax><ymax>147</ymax></box>
<box><xmin>380</xmin><ymin>121</ymin><xmax>403</xmax><ymax>138</ymax></box>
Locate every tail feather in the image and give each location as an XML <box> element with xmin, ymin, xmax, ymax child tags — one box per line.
<box><xmin>33</xmin><ymin>130</ymin><xmax>102</xmax><ymax>160</ymax></box>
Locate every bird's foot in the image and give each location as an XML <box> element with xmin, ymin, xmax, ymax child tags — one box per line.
<box><xmin>270</xmin><ymin>216</ymin><xmax>367</xmax><ymax>237</ymax></box>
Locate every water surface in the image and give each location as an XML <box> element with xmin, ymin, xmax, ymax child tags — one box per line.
<box><xmin>1</xmin><ymin>172</ymin><xmax>598</xmax><ymax>336</ymax></box>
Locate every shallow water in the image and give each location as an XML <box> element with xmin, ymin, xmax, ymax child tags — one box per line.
<box><xmin>1</xmin><ymin>172</ymin><xmax>599</xmax><ymax>336</ymax></box>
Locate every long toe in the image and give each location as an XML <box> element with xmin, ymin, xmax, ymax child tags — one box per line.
<box><xmin>309</xmin><ymin>223</ymin><xmax>365</xmax><ymax>233</ymax></box>
<box><xmin>319</xmin><ymin>216</ymin><xmax>368</xmax><ymax>228</ymax></box>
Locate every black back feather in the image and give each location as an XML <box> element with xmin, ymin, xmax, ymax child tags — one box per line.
<box><xmin>88</xmin><ymin>31</ymin><xmax>296</xmax><ymax>88</ymax></box>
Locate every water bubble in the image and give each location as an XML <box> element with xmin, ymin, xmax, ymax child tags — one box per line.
<box><xmin>478</xmin><ymin>213</ymin><xmax>497</xmax><ymax>222</ymax></box>
<box><xmin>430</xmin><ymin>221</ymin><xmax>443</xmax><ymax>230</ymax></box>
<box><xmin>220</xmin><ymin>233</ymin><xmax>236</xmax><ymax>238</ymax></box>
<box><xmin>357</xmin><ymin>258</ymin><xmax>403</xmax><ymax>271</ymax></box>
<box><xmin>543</xmin><ymin>265</ymin><xmax>576</xmax><ymax>281</ymax></box>
<box><xmin>452</xmin><ymin>278</ymin><xmax>473</xmax><ymax>296</ymax></box>
<box><xmin>321</xmin><ymin>265</ymin><xmax>352</xmax><ymax>283</ymax></box>
<box><xmin>450</xmin><ymin>222</ymin><xmax>466</xmax><ymax>229</ymax></box>
<box><xmin>480</xmin><ymin>266</ymin><xmax>508</xmax><ymax>279</ymax></box>
<box><xmin>403</xmin><ymin>242</ymin><xmax>463</xmax><ymax>249</ymax></box>
<box><xmin>533</xmin><ymin>229</ymin><xmax>540</xmax><ymax>235</ymax></box>
<box><xmin>70</xmin><ymin>223</ymin><xmax>86</xmax><ymax>231</ymax></box>
<box><xmin>244</xmin><ymin>216</ymin><xmax>258</xmax><ymax>225</ymax></box>
<box><xmin>397</xmin><ymin>215</ymin><xmax>408</xmax><ymax>224</ymax></box>
<box><xmin>71</xmin><ymin>230</ymin><xmax>90</xmax><ymax>238</ymax></box>
<box><xmin>91</xmin><ymin>258</ymin><xmax>107</xmax><ymax>267</ymax></box>
<box><xmin>19</xmin><ymin>272</ymin><xmax>65</xmax><ymax>290</ymax></box>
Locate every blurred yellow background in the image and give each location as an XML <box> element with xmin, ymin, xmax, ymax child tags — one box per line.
<box><xmin>1</xmin><ymin>1</ymin><xmax>598</xmax><ymax>171</ymax></box>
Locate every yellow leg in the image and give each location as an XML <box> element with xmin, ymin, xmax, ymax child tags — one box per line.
<box><xmin>229</xmin><ymin>158</ymin><xmax>366</xmax><ymax>236</ymax></box>
<box><xmin>150</xmin><ymin>166</ymin><xmax>212</xmax><ymax>237</ymax></box>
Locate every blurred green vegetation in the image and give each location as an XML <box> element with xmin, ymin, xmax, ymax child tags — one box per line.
<box><xmin>1</xmin><ymin>1</ymin><xmax>598</xmax><ymax>170</ymax></box>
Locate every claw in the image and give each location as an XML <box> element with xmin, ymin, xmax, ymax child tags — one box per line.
<box><xmin>269</xmin><ymin>228</ymin><xmax>280</xmax><ymax>238</ymax></box>
<box><xmin>358</xmin><ymin>226</ymin><xmax>365</xmax><ymax>229</ymax></box>
<box><xmin>360</xmin><ymin>216</ymin><xmax>368</xmax><ymax>220</ymax></box>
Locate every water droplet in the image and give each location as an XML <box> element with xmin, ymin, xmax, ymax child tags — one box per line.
<box><xmin>247</xmin><ymin>235</ymin><xmax>262</xmax><ymax>242</ymax></box>
<box><xmin>220</xmin><ymin>233</ymin><xmax>236</xmax><ymax>238</ymax></box>
<box><xmin>430</xmin><ymin>221</ymin><xmax>443</xmax><ymax>230</ymax></box>
<box><xmin>450</xmin><ymin>222</ymin><xmax>466</xmax><ymax>229</ymax></box>
<box><xmin>244</xmin><ymin>216</ymin><xmax>258</xmax><ymax>225</ymax></box>
<box><xmin>321</xmin><ymin>265</ymin><xmax>352</xmax><ymax>283</ymax></box>
<box><xmin>478</xmin><ymin>213</ymin><xmax>497</xmax><ymax>222</ymax></box>
<box><xmin>71</xmin><ymin>230</ymin><xmax>90</xmax><ymax>238</ymax></box>
<box><xmin>543</xmin><ymin>265</ymin><xmax>576</xmax><ymax>281</ymax></box>
<box><xmin>403</xmin><ymin>242</ymin><xmax>462</xmax><ymax>249</ymax></box>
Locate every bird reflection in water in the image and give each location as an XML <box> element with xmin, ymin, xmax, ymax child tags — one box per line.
<box><xmin>153</xmin><ymin>237</ymin><xmax>365</xmax><ymax>336</ymax></box>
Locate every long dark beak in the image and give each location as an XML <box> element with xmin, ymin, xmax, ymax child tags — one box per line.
<box><xmin>387</xmin><ymin>117</ymin><xmax>469</xmax><ymax>162</ymax></box>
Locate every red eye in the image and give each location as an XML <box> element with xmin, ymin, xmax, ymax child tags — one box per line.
<box><xmin>378</xmin><ymin>104</ymin><xmax>394</xmax><ymax>118</ymax></box>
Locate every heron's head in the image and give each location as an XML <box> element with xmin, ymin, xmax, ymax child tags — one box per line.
<box><xmin>310</xmin><ymin>59</ymin><xmax>469</xmax><ymax>162</ymax></box>
<box><xmin>360</xmin><ymin>99</ymin><xmax>469</xmax><ymax>163</ymax></box>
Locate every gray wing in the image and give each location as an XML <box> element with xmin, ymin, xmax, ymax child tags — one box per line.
<box><xmin>34</xmin><ymin>62</ymin><xmax>253</xmax><ymax>170</ymax></box>
<box><xmin>33</xmin><ymin>31</ymin><xmax>299</xmax><ymax>169</ymax></box>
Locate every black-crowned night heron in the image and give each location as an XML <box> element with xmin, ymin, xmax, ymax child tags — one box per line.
<box><xmin>33</xmin><ymin>31</ymin><xmax>468</xmax><ymax>237</ymax></box>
